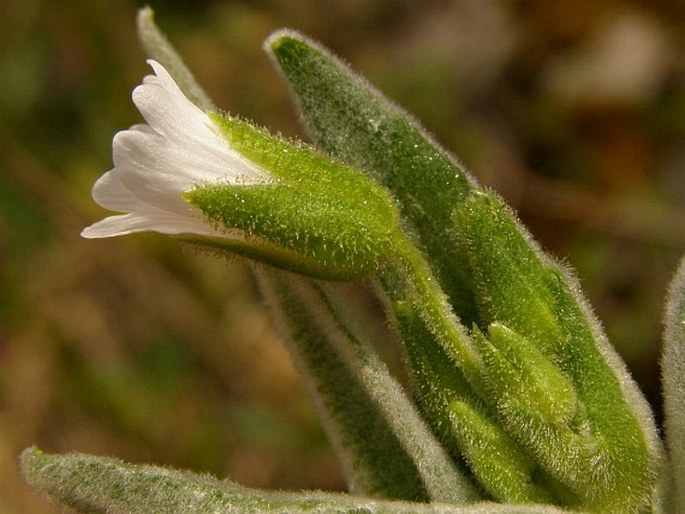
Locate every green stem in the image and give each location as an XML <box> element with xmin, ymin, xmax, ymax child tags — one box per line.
<box><xmin>380</xmin><ymin>238</ymin><xmax>483</xmax><ymax>391</ymax></box>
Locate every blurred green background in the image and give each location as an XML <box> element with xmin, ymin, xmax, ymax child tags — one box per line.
<box><xmin>2</xmin><ymin>0</ymin><xmax>685</xmax><ymax>512</ymax></box>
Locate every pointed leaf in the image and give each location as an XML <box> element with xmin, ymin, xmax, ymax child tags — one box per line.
<box><xmin>21</xmin><ymin>448</ymin><xmax>571</xmax><ymax>514</ymax></box>
<box><xmin>663</xmin><ymin>255</ymin><xmax>685</xmax><ymax>511</ymax></box>
<box><xmin>266</xmin><ymin>32</ymin><xmax>664</xmax><ymax>511</ymax></box>
<box><xmin>266</xmin><ymin>31</ymin><xmax>480</xmax><ymax>324</ymax></box>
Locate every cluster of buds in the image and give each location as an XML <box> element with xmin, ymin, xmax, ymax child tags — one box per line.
<box><xmin>83</xmin><ymin>61</ymin><xmax>401</xmax><ymax>281</ymax></box>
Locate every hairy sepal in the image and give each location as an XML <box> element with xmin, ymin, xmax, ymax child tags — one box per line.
<box><xmin>184</xmin><ymin>114</ymin><xmax>402</xmax><ymax>281</ymax></box>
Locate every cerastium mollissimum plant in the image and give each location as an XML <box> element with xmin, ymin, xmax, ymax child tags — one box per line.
<box><xmin>20</xmin><ymin>8</ymin><xmax>685</xmax><ymax>513</ymax></box>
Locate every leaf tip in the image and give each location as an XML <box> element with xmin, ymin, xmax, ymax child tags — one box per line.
<box><xmin>136</xmin><ymin>5</ymin><xmax>155</xmax><ymax>31</ymax></box>
<box><xmin>19</xmin><ymin>447</ymin><xmax>48</xmax><ymax>490</ymax></box>
<box><xmin>263</xmin><ymin>28</ymin><xmax>305</xmax><ymax>54</ymax></box>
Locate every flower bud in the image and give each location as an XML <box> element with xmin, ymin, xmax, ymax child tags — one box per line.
<box><xmin>82</xmin><ymin>60</ymin><xmax>401</xmax><ymax>281</ymax></box>
<box><xmin>475</xmin><ymin>323</ymin><xmax>578</xmax><ymax>427</ymax></box>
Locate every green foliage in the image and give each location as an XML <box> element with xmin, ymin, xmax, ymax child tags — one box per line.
<box><xmin>267</xmin><ymin>31</ymin><xmax>663</xmax><ymax>512</ymax></box>
<box><xmin>451</xmin><ymin>191</ymin><xmax>659</xmax><ymax>510</ymax></box>
<box><xmin>19</xmin><ymin>8</ymin><xmax>683</xmax><ymax>514</ymax></box>
<box><xmin>256</xmin><ymin>271</ymin><xmax>477</xmax><ymax>503</ymax></box>
<box><xmin>21</xmin><ymin>447</ymin><xmax>569</xmax><ymax>514</ymax></box>
<box><xmin>663</xmin><ymin>256</ymin><xmax>685</xmax><ymax>511</ymax></box>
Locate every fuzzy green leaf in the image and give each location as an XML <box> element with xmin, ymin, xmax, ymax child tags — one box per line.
<box><xmin>663</xmin><ymin>255</ymin><xmax>685</xmax><ymax>511</ymax></box>
<box><xmin>20</xmin><ymin>448</ymin><xmax>572</xmax><ymax>514</ymax></box>
<box><xmin>454</xmin><ymin>190</ymin><xmax>662</xmax><ymax>512</ymax></box>
<box><xmin>256</xmin><ymin>270</ymin><xmax>478</xmax><ymax>503</ymax></box>
<box><xmin>266</xmin><ymin>30</ymin><xmax>480</xmax><ymax>324</ymax></box>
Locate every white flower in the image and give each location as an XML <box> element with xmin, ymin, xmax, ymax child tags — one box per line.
<box><xmin>81</xmin><ymin>60</ymin><xmax>269</xmax><ymax>239</ymax></box>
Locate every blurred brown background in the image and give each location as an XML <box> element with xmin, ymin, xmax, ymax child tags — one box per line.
<box><xmin>2</xmin><ymin>0</ymin><xmax>685</xmax><ymax>512</ymax></box>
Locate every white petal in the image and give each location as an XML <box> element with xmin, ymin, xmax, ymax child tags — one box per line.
<box><xmin>134</xmin><ymin>61</ymin><xmax>212</xmax><ymax>147</ymax></box>
<box><xmin>91</xmin><ymin>166</ymin><xmax>140</xmax><ymax>212</ymax></box>
<box><xmin>133</xmin><ymin>60</ymin><xmax>267</xmax><ymax>183</ymax></box>
<box><xmin>84</xmin><ymin>60</ymin><xmax>270</xmax><ymax>240</ymax></box>
<box><xmin>82</xmin><ymin>211</ymin><xmax>208</xmax><ymax>238</ymax></box>
<box><xmin>112</xmin><ymin>129</ymin><xmax>197</xmax><ymax>208</ymax></box>
<box><xmin>85</xmin><ymin>175</ymin><xmax>217</xmax><ymax>238</ymax></box>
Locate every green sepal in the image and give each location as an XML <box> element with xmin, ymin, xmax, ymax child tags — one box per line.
<box><xmin>475</xmin><ymin>323</ymin><xmax>577</xmax><ymax>427</ymax></box>
<box><xmin>391</xmin><ymin>300</ymin><xmax>553</xmax><ymax>504</ymax></box>
<box><xmin>184</xmin><ymin>114</ymin><xmax>402</xmax><ymax>281</ymax></box>
<box><xmin>185</xmin><ymin>181</ymin><xmax>397</xmax><ymax>281</ymax></box>
<box><xmin>447</xmin><ymin>400</ymin><xmax>555</xmax><ymax>505</ymax></box>
<box><xmin>209</xmin><ymin>113</ymin><xmax>399</xmax><ymax>216</ymax></box>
